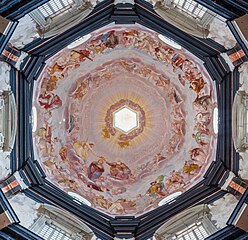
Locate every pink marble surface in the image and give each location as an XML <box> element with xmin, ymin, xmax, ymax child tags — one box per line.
<box><xmin>33</xmin><ymin>24</ymin><xmax>217</xmax><ymax>216</ymax></box>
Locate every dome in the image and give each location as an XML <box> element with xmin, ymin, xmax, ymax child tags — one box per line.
<box><xmin>32</xmin><ymin>25</ymin><xmax>217</xmax><ymax>216</ymax></box>
<box><xmin>1</xmin><ymin>0</ymin><xmax>248</xmax><ymax>239</ymax></box>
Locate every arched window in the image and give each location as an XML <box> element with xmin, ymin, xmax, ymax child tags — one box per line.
<box><xmin>154</xmin><ymin>205</ymin><xmax>217</xmax><ymax>240</ymax></box>
<box><xmin>0</xmin><ymin>91</ymin><xmax>17</xmax><ymax>152</ymax></box>
<box><xmin>35</xmin><ymin>0</ymin><xmax>75</xmax><ymax>19</ymax></box>
<box><xmin>172</xmin><ymin>0</ymin><xmax>208</xmax><ymax>20</ymax></box>
<box><xmin>158</xmin><ymin>192</ymin><xmax>182</xmax><ymax>206</ymax></box>
<box><xmin>154</xmin><ymin>0</ymin><xmax>216</xmax><ymax>38</ymax></box>
<box><xmin>38</xmin><ymin>221</ymin><xmax>72</xmax><ymax>240</ymax></box>
<box><xmin>158</xmin><ymin>34</ymin><xmax>182</xmax><ymax>50</ymax></box>
<box><xmin>213</xmin><ymin>107</ymin><xmax>218</xmax><ymax>134</ymax></box>
<box><xmin>232</xmin><ymin>90</ymin><xmax>248</xmax><ymax>152</ymax></box>
<box><xmin>170</xmin><ymin>222</ymin><xmax>209</xmax><ymax>240</ymax></box>
<box><xmin>29</xmin><ymin>0</ymin><xmax>93</xmax><ymax>37</ymax></box>
<box><xmin>67</xmin><ymin>34</ymin><xmax>92</xmax><ymax>49</ymax></box>
<box><xmin>30</xmin><ymin>204</ymin><xmax>95</xmax><ymax>240</ymax></box>
<box><xmin>67</xmin><ymin>192</ymin><xmax>92</xmax><ymax>206</ymax></box>
<box><xmin>32</xmin><ymin>106</ymin><xmax>37</xmax><ymax>133</ymax></box>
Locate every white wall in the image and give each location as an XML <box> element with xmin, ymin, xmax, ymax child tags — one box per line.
<box><xmin>209</xmin><ymin>193</ymin><xmax>238</xmax><ymax>229</ymax></box>
<box><xmin>208</xmin><ymin>16</ymin><xmax>237</xmax><ymax>50</ymax></box>
<box><xmin>239</xmin><ymin>61</ymin><xmax>248</xmax><ymax>89</ymax></box>
<box><xmin>9</xmin><ymin>192</ymin><xmax>40</xmax><ymax>228</ymax></box>
<box><xmin>0</xmin><ymin>62</ymin><xmax>11</xmax><ymax>91</ymax></box>
<box><xmin>0</xmin><ymin>152</ymin><xmax>11</xmax><ymax>181</ymax></box>
<box><xmin>9</xmin><ymin>15</ymin><xmax>38</xmax><ymax>49</ymax></box>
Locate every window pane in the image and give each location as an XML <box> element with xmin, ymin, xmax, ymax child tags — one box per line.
<box><xmin>37</xmin><ymin>0</ymin><xmax>74</xmax><ymax>19</ymax></box>
<box><xmin>173</xmin><ymin>222</ymin><xmax>210</xmax><ymax>240</ymax></box>
<box><xmin>198</xmin><ymin>9</ymin><xmax>206</xmax><ymax>18</ymax></box>
<box><xmin>187</xmin><ymin>1</ymin><xmax>197</xmax><ymax>12</ymax></box>
<box><xmin>184</xmin><ymin>0</ymin><xmax>192</xmax><ymax>10</ymax></box>
<box><xmin>173</xmin><ymin>0</ymin><xmax>208</xmax><ymax>19</ymax></box>
<box><xmin>188</xmin><ymin>231</ymin><xmax>197</xmax><ymax>240</ymax></box>
<box><xmin>39</xmin><ymin>6</ymin><xmax>54</xmax><ymax>18</ymax></box>
<box><xmin>199</xmin><ymin>225</ymin><xmax>208</xmax><ymax>237</ymax></box>
<box><xmin>193</xmin><ymin>6</ymin><xmax>201</xmax><ymax>15</ymax></box>
<box><xmin>39</xmin><ymin>223</ymin><xmax>73</xmax><ymax>240</ymax></box>
<box><xmin>178</xmin><ymin>0</ymin><xmax>184</xmax><ymax>6</ymax></box>
<box><xmin>184</xmin><ymin>233</ymin><xmax>191</xmax><ymax>240</ymax></box>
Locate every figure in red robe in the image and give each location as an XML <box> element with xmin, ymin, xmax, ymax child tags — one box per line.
<box><xmin>38</xmin><ymin>92</ymin><xmax>62</xmax><ymax>110</ymax></box>
<box><xmin>88</xmin><ymin>158</ymin><xmax>105</xmax><ymax>181</ymax></box>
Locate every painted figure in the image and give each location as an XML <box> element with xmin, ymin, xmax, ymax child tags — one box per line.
<box><xmin>166</xmin><ymin>170</ymin><xmax>184</xmax><ymax>189</ymax></box>
<box><xmin>153</xmin><ymin>153</ymin><xmax>166</xmax><ymax>169</ymax></box>
<box><xmin>172</xmin><ymin>54</ymin><xmax>186</xmax><ymax>71</ymax></box>
<box><xmin>183</xmin><ymin>161</ymin><xmax>200</xmax><ymax>175</ymax></box>
<box><xmin>99</xmin><ymin>31</ymin><xmax>119</xmax><ymax>49</ymax></box>
<box><xmin>154</xmin><ymin>47</ymin><xmax>169</xmax><ymax>64</ymax></box>
<box><xmin>146</xmin><ymin>176</ymin><xmax>165</xmax><ymax>196</ymax></box>
<box><xmin>68</xmin><ymin>102</ymin><xmax>80</xmax><ymax>132</ymax></box>
<box><xmin>48</xmin><ymin>62</ymin><xmax>64</xmax><ymax>78</ymax></box>
<box><xmin>70</xmin><ymin>49</ymin><xmax>91</xmax><ymax>64</ymax></box>
<box><xmin>184</xmin><ymin>66</ymin><xmax>201</xmax><ymax>82</ymax></box>
<box><xmin>146</xmin><ymin>181</ymin><xmax>163</xmax><ymax>196</ymax></box>
<box><xmin>192</xmin><ymin>129</ymin><xmax>210</xmax><ymax>146</ymax></box>
<box><xmin>108</xmin><ymin>199</ymin><xmax>125</xmax><ymax>214</ymax></box>
<box><xmin>112</xmin><ymin>187</ymin><xmax>127</xmax><ymax>195</ymax></box>
<box><xmin>73</xmin><ymin>140</ymin><xmax>94</xmax><ymax>160</ymax></box>
<box><xmin>88</xmin><ymin>176</ymin><xmax>110</xmax><ymax>192</ymax></box>
<box><xmin>48</xmin><ymin>61</ymin><xmax>76</xmax><ymax>80</ymax></box>
<box><xmin>189</xmin><ymin>148</ymin><xmax>207</xmax><ymax>162</ymax></box>
<box><xmin>118</xmin><ymin>140</ymin><xmax>131</xmax><ymax>148</ymax></box>
<box><xmin>93</xmin><ymin>195</ymin><xmax>109</xmax><ymax>209</ymax></box>
<box><xmin>169</xmin><ymin>87</ymin><xmax>182</xmax><ymax>104</ymax></box>
<box><xmin>88</xmin><ymin>157</ymin><xmax>105</xmax><ymax>181</ymax></box>
<box><xmin>189</xmin><ymin>77</ymin><xmax>206</xmax><ymax>94</ymax></box>
<box><xmin>38</xmin><ymin>92</ymin><xmax>62</xmax><ymax>110</ymax></box>
<box><xmin>195</xmin><ymin>112</ymin><xmax>211</xmax><ymax>128</ymax></box>
<box><xmin>178</xmin><ymin>74</ymin><xmax>186</xmax><ymax>87</ymax></box>
<box><xmin>70</xmin><ymin>80</ymin><xmax>88</xmax><ymax>100</ymax></box>
<box><xmin>122</xmin><ymin>30</ymin><xmax>138</xmax><ymax>46</ymax></box>
<box><xmin>59</xmin><ymin>146</ymin><xmax>67</xmax><ymax>161</ymax></box>
<box><xmin>106</xmin><ymin>160</ymin><xmax>131</xmax><ymax>180</ymax></box>
<box><xmin>41</xmin><ymin>76</ymin><xmax>58</xmax><ymax>92</ymax></box>
<box><xmin>68</xmin><ymin>114</ymin><xmax>75</xmax><ymax>133</ymax></box>
<box><xmin>37</xmin><ymin>124</ymin><xmax>52</xmax><ymax>143</ymax></box>
<box><xmin>193</xmin><ymin>92</ymin><xmax>212</xmax><ymax>111</ymax></box>
<box><xmin>102</xmin><ymin>127</ymin><xmax>111</xmax><ymax>138</ymax></box>
<box><xmin>155</xmin><ymin>76</ymin><xmax>169</xmax><ymax>88</ymax></box>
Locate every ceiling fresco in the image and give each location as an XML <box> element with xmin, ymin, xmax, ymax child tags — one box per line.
<box><xmin>32</xmin><ymin>24</ymin><xmax>217</xmax><ymax>216</ymax></box>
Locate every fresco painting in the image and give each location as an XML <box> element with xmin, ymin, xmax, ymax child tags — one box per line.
<box><xmin>33</xmin><ymin>24</ymin><xmax>217</xmax><ymax>216</ymax></box>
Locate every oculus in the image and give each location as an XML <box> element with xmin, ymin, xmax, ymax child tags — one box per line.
<box><xmin>158</xmin><ymin>34</ymin><xmax>182</xmax><ymax>50</ymax></box>
<box><xmin>32</xmin><ymin>106</ymin><xmax>37</xmax><ymax>133</ymax></box>
<box><xmin>113</xmin><ymin>106</ymin><xmax>139</xmax><ymax>134</ymax></box>
<box><xmin>68</xmin><ymin>192</ymin><xmax>92</xmax><ymax>206</ymax></box>
<box><xmin>158</xmin><ymin>191</ymin><xmax>182</xmax><ymax>206</ymax></box>
<box><xmin>67</xmin><ymin>34</ymin><xmax>92</xmax><ymax>49</ymax></box>
<box><xmin>105</xmin><ymin>99</ymin><xmax>146</xmax><ymax>141</ymax></box>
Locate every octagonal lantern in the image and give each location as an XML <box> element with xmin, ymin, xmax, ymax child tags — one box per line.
<box><xmin>113</xmin><ymin>106</ymin><xmax>139</xmax><ymax>133</ymax></box>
